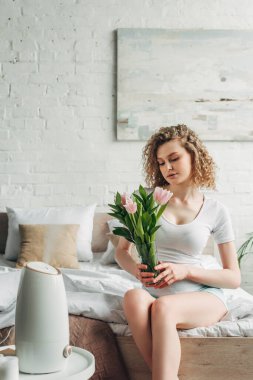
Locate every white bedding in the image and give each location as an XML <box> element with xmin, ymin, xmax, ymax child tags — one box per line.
<box><xmin>0</xmin><ymin>254</ymin><xmax>253</xmax><ymax>338</ymax></box>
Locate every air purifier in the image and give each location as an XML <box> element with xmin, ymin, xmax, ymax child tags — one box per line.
<box><xmin>15</xmin><ymin>262</ymin><xmax>71</xmax><ymax>374</ymax></box>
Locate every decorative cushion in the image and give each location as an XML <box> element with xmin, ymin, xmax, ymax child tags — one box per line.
<box><xmin>92</xmin><ymin>213</ymin><xmax>112</xmax><ymax>252</ymax></box>
<box><xmin>16</xmin><ymin>224</ymin><xmax>80</xmax><ymax>269</ymax></box>
<box><xmin>5</xmin><ymin>205</ymin><xmax>96</xmax><ymax>261</ymax></box>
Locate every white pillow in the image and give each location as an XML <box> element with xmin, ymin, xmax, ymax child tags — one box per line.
<box><xmin>5</xmin><ymin>205</ymin><xmax>96</xmax><ymax>262</ymax></box>
<box><xmin>100</xmin><ymin>219</ymin><xmax>122</xmax><ymax>265</ymax></box>
<box><xmin>100</xmin><ymin>239</ymin><xmax>117</xmax><ymax>265</ymax></box>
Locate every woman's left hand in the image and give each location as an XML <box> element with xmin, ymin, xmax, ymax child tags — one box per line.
<box><xmin>153</xmin><ymin>262</ymin><xmax>189</xmax><ymax>288</ymax></box>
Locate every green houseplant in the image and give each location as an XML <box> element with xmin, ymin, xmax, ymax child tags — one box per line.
<box><xmin>237</xmin><ymin>232</ymin><xmax>253</xmax><ymax>268</ymax></box>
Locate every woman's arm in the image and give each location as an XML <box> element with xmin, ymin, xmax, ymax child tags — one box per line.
<box><xmin>115</xmin><ymin>237</ymin><xmax>139</xmax><ymax>277</ymax></box>
<box><xmin>153</xmin><ymin>241</ymin><xmax>241</xmax><ymax>289</ymax></box>
<box><xmin>186</xmin><ymin>241</ymin><xmax>241</xmax><ymax>289</ymax></box>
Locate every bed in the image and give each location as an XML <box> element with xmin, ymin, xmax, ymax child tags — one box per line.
<box><xmin>0</xmin><ymin>212</ymin><xmax>253</xmax><ymax>380</ymax></box>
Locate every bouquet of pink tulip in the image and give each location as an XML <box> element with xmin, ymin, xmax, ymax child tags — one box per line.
<box><xmin>108</xmin><ymin>185</ymin><xmax>173</xmax><ymax>275</ymax></box>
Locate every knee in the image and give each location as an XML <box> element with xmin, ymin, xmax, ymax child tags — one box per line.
<box><xmin>123</xmin><ymin>288</ymin><xmax>149</xmax><ymax>315</ymax></box>
<box><xmin>151</xmin><ymin>298</ymin><xmax>177</xmax><ymax>323</ymax></box>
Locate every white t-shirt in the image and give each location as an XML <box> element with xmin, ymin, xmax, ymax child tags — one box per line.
<box><xmin>147</xmin><ymin>196</ymin><xmax>235</xmax><ymax>297</ymax></box>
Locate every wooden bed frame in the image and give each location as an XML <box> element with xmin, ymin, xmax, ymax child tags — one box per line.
<box><xmin>116</xmin><ymin>336</ymin><xmax>253</xmax><ymax>380</ymax></box>
<box><xmin>1</xmin><ymin>212</ymin><xmax>253</xmax><ymax>379</ymax></box>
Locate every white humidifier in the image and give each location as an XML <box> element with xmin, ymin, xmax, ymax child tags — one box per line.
<box><xmin>15</xmin><ymin>262</ymin><xmax>71</xmax><ymax>374</ymax></box>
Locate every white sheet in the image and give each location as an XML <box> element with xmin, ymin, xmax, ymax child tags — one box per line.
<box><xmin>0</xmin><ymin>254</ymin><xmax>253</xmax><ymax>338</ymax></box>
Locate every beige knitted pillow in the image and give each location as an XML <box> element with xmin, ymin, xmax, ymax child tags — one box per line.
<box><xmin>16</xmin><ymin>224</ymin><xmax>80</xmax><ymax>269</ymax></box>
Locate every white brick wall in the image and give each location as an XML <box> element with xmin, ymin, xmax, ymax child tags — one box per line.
<box><xmin>0</xmin><ymin>0</ymin><xmax>253</xmax><ymax>290</ymax></box>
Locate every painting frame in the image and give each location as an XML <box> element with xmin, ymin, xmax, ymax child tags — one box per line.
<box><xmin>117</xmin><ymin>28</ymin><xmax>253</xmax><ymax>141</ymax></box>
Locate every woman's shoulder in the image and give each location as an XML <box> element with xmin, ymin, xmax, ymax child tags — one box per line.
<box><xmin>204</xmin><ymin>195</ymin><xmax>230</xmax><ymax>214</ymax></box>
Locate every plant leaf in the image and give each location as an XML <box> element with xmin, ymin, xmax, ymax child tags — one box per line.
<box><xmin>156</xmin><ymin>203</ymin><xmax>167</xmax><ymax>220</ymax></box>
<box><xmin>150</xmin><ymin>225</ymin><xmax>161</xmax><ymax>235</ymax></box>
<box><xmin>132</xmin><ymin>193</ymin><xmax>144</xmax><ymax>204</ymax></box>
<box><xmin>115</xmin><ymin>192</ymin><xmax>122</xmax><ymax>206</ymax></box>
<box><xmin>139</xmin><ymin>185</ymin><xmax>148</xmax><ymax>200</ymax></box>
<box><xmin>237</xmin><ymin>234</ymin><xmax>253</xmax><ymax>267</ymax></box>
<box><xmin>112</xmin><ymin>227</ymin><xmax>134</xmax><ymax>243</ymax></box>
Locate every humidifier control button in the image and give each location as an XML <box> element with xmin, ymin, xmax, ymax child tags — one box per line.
<box><xmin>63</xmin><ymin>345</ymin><xmax>72</xmax><ymax>358</ymax></box>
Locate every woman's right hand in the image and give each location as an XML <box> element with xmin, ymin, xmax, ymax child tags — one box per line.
<box><xmin>135</xmin><ymin>263</ymin><xmax>155</xmax><ymax>287</ymax></box>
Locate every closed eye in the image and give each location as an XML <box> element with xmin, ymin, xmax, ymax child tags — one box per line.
<box><xmin>157</xmin><ymin>158</ymin><xmax>179</xmax><ymax>166</ymax></box>
<box><xmin>170</xmin><ymin>158</ymin><xmax>179</xmax><ymax>162</ymax></box>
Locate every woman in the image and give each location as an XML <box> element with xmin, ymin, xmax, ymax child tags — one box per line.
<box><xmin>115</xmin><ymin>124</ymin><xmax>241</xmax><ymax>380</ymax></box>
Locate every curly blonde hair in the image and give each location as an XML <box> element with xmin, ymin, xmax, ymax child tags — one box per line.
<box><xmin>142</xmin><ymin>124</ymin><xmax>216</xmax><ymax>189</ymax></box>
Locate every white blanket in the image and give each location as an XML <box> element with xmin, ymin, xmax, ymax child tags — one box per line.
<box><xmin>1</xmin><ymin>255</ymin><xmax>253</xmax><ymax>338</ymax></box>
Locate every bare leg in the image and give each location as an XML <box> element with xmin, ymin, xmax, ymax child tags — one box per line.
<box><xmin>123</xmin><ymin>288</ymin><xmax>155</xmax><ymax>369</ymax></box>
<box><xmin>151</xmin><ymin>292</ymin><xmax>227</xmax><ymax>380</ymax></box>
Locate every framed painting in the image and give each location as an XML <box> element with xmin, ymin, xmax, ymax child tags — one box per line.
<box><xmin>117</xmin><ymin>28</ymin><xmax>253</xmax><ymax>141</ymax></box>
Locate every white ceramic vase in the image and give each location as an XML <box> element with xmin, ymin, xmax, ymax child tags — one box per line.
<box><xmin>15</xmin><ymin>262</ymin><xmax>71</xmax><ymax>374</ymax></box>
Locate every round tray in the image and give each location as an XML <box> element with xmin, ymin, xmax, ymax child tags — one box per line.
<box><xmin>0</xmin><ymin>346</ymin><xmax>95</xmax><ymax>380</ymax></box>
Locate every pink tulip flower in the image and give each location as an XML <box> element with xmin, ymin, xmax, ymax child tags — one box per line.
<box><xmin>154</xmin><ymin>187</ymin><xmax>173</xmax><ymax>205</ymax></box>
<box><xmin>124</xmin><ymin>198</ymin><xmax>137</xmax><ymax>214</ymax></box>
<box><xmin>121</xmin><ymin>193</ymin><xmax>128</xmax><ymax>205</ymax></box>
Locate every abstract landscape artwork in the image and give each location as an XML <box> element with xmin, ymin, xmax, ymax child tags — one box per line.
<box><xmin>117</xmin><ymin>29</ymin><xmax>253</xmax><ymax>141</ymax></box>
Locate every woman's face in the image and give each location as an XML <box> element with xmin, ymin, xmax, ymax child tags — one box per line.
<box><xmin>156</xmin><ymin>139</ymin><xmax>193</xmax><ymax>186</ymax></box>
